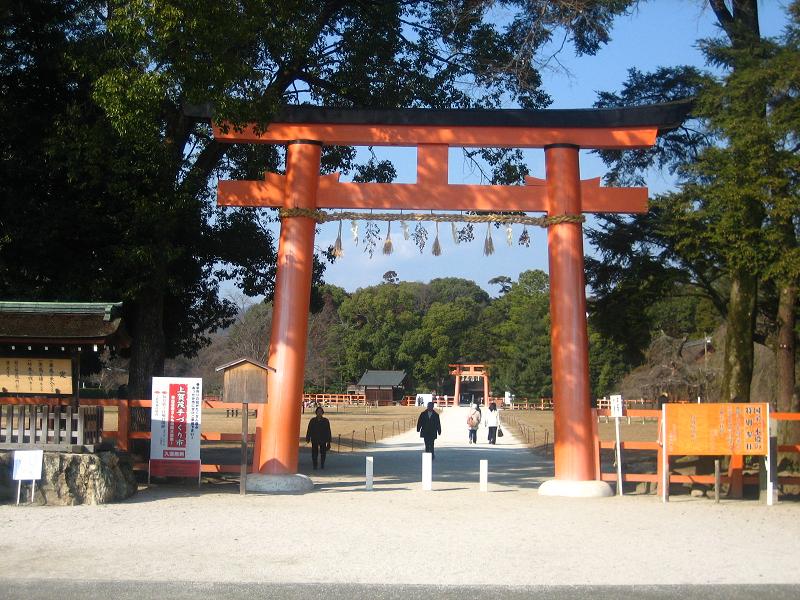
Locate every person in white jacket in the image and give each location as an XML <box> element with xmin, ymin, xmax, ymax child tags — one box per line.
<box><xmin>484</xmin><ymin>401</ymin><xmax>501</xmax><ymax>444</ymax></box>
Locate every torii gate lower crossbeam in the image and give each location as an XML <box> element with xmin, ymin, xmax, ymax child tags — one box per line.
<box><xmin>213</xmin><ymin>103</ymin><xmax>691</xmax><ymax>496</ymax></box>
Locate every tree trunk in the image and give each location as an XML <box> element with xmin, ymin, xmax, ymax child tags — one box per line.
<box><xmin>700</xmin><ymin>268</ymin><xmax>757</xmax><ymax>494</ymax></box>
<box><xmin>775</xmin><ymin>281</ymin><xmax>799</xmax><ymax>469</ymax></box>
<box><xmin>127</xmin><ymin>289</ymin><xmax>166</xmax><ymax>398</ymax></box>
<box><xmin>720</xmin><ymin>269</ymin><xmax>757</xmax><ymax>403</ymax></box>
<box><xmin>126</xmin><ymin>288</ymin><xmax>166</xmax><ymax>460</ymax></box>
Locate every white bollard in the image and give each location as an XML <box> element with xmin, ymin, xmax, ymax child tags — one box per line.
<box><xmin>480</xmin><ymin>459</ymin><xmax>488</xmax><ymax>492</ymax></box>
<box><xmin>366</xmin><ymin>456</ymin><xmax>374</xmax><ymax>491</ymax></box>
<box><xmin>422</xmin><ymin>452</ymin><xmax>432</xmax><ymax>491</ymax></box>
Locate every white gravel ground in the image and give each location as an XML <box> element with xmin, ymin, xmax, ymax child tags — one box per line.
<box><xmin>1</xmin><ymin>407</ymin><xmax>798</xmax><ymax>587</ymax></box>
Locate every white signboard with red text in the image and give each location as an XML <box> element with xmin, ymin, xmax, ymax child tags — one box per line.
<box><xmin>149</xmin><ymin>377</ymin><xmax>202</xmax><ymax>478</ymax></box>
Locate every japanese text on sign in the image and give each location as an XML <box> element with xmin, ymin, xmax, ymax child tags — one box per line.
<box><xmin>665</xmin><ymin>403</ymin><xmax>768</xmax><ymax>456</ymax></box>
<box><xmin>150</xmin><ymin>377</ymin><xmax>202</xmax><ymax>477</ymax></box>
<box><xmin>0</xmin><ymin>357</ymin><xmax>72</xmax><ymax>394</ymax></box>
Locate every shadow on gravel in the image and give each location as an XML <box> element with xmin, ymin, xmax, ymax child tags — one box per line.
<box><xmin>122</xmin><ymin>434</ymin><xmax>552</xmax><ymax>502</ymax></box>
<box><xmin>305</xmin><ymin>443</ymin><xmax>552</xmax><ymax>492</ymax></box>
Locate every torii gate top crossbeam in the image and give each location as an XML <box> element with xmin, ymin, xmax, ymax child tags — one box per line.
<box><xmin>212</xmin><ymin>101</ymin><xmax>692</xmax><ymax>214</ymax></box>
<box><xmin>213</xmin><ymin>100</ymin><xmax>691</xmax><ymax>149</ymax></box>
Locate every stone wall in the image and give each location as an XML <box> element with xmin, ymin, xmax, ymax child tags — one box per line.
<box><xmin>0</xmin><ymin>450</ymin><xmax>137</xmax><ymax>505</ymax></box>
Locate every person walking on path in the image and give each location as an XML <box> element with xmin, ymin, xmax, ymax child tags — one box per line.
<box><xmin>416</xmin><ymin>401</ymin><xmax>442</xmax><ymax>459</ymax></box>
<box><xmin>306</xmin><ymin>406</ymin><xmax>332</xmax><ymax>469</ymax></box>
<box><xmin>467</xmin><ymin>403</ymin><xmax>481</xmax><ymax>444</ymax></box>
<box><xmin>484</xmin><ymin>402</ymin><xmax>501</xmax><ymax>445</ymax></box>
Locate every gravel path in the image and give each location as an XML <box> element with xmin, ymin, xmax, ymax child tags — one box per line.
<box><xmin>1</xmin><ymin>407</ymin><xmax>798</xmax><ymax>590</ymax></box>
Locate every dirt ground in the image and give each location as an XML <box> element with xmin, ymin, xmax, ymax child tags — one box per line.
<box><xmin>505</xmin><ymin>409</ymin><xmax>659</xmax><ymax>445</ymax></box>
<box><xmin>2</xmin><ymin>406</ymin><xmax>799</xmax><ymax>592</ymax></box>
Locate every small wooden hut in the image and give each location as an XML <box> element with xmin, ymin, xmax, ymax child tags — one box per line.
<box><xmin>356</xmin><ymin>370</ymin><xmax>406</xmax><ymax>405</ymax></box>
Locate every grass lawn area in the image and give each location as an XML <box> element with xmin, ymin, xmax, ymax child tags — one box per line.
<box><xmin>503</xmin><ymin>409</ymin><xmax>659</xmax><ymax>448</ymax></box>
<box><xmin>102</xmin><ymin>405</ymin><xmax>424</xmax><ymax>464</ymax></box>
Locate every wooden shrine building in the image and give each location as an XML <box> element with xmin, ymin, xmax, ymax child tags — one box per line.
<box><xmin>356</xmin><ymin>370</ymin><xmax>407</xmax><ymax>405</ymax></box>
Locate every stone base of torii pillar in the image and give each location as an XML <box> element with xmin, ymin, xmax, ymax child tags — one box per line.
<box><xmin>538</xmin><ymin>479</ymin><xmax>612</xmax><ymax>498</ymax></box>
<box><xmin>246</xmin><ymin>473</ymin><xmax>314</xmax><ymax>494</ymax></box>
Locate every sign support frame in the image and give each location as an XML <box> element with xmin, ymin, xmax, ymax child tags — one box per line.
<box><xmin>610</xmin><ymin>395</ymin><xmax>624</xmax><ymax>496</ymax></box>
<box><xmin>662</xmin><ymin>403</ymin><xmax>772</xmax><ymax>505</ymax></box>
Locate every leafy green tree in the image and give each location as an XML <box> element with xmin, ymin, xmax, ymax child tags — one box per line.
<box><xmin>423</xmin><ymin>278</ymin><xmax>491</xmax><ymax>308</ymax></box>
<box><xmin>588</xmin><ymin>327</ymin><xmax>629</xmax><ymax>398</ymax></box>
<box><xmin>590</xmin><ymin>2</ymin><xmax>800</xmax><ymax>414</ymax></box>
<box><xmin>305</xmin><ymin>284</ymin><xmax>348</xmax><ymax>392</ymax></box>
<box><xmin>488</xmin><ymin>276</ymin><xmax>513</xmax><ymax>295</ymax></box>
<box><xmin>1</xmin><ymin>0</ymin><xmax>645</xmax><ymax>398</ymax></box>
<box><xmin>399</xmin><ymin>298</ymin><xmax>483</xmax><ymax>391</ymax></box>
<box><xmin>334</xmin><ymin>281</ymin><xmax>421</xmax><ymax>383</ymax></box>
<box><xmin>483</xmin><ymin>270</ymin><xmax>552</xmax><ymax>398</ymax></box>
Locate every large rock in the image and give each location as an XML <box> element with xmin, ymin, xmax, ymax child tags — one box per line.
<box><xmin>0</xmin><ymin>450</ymin><xmax>137</xmax><ymax>505</ymax></box>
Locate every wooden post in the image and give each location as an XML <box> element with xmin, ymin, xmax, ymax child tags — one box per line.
<box><xmin>728</xmin><ymin>454</ymin><xmax>744</xmax><ymax>498</ymax></box>
<box><xmin>240</xmin><ymin>401</ymin><xmax>248</xmax><ymax>495</ymax></box>
<box><xmin>656</xmin><ymin>412</ymin><xmax>663</xmax><ymax>497</ymax></box>
<box><xmin>591</xmin><ymin>408</ymin><xmax>601</xmax><ymax>481</ymax></box>
<box><xmin>16</xmin><ymin>405</ymin><xmax>25</xmax><ymax>444</ymax></box>
<box><xmin>117</xmin><ymin>400</ymin><xmax>130</xmax><ymax>452</ymax></box>
<box><xmin>65</xmin><ymin>405</ymin><xmax>74</xmax><ymax>447</ymax></box>
<box><xmin>77</xmin><ymin>406</ymin><xmax>85</xmax><ymax>448</ymax></box>
<box><xmin>71</xmin><ymin>349</ymin><xmax>80</xmax><ymax>409</ymax></box>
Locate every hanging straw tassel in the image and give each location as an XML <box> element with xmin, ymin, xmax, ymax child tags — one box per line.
<box><xmin>483</xmin><ymin>223</ymin><xmax>495</xmax><ymax>256</ymax></box>
<box><xmin>351</xmin><ymin>220</ymin><xmax>359</xmax><ymax>245</ymax></box>
<box><xmin>401</xmin><ymin>220</ymin><xmax>410</xmax><ymax>240</ymax></box>
<box><xmin>451</xmin><ymin>221</ymin><xmax>460</xmax><ymax>244</ymax></box>
<box><xmin>518</xmin><ymin>225</ymin><xmax>531</xmax><ymax>247</ymax></box>
<box><xmin>506</xmin><ymin>224</ymin><xmax>514</xmax><ymax>246</ymax></box>
<box><xmin>432</xmin><ymin>222</ymin><xmax>442</xmax><ymax>256</ymax></box>
<box><xmin>383</xmin><ymin>221</ymin><xmax>394</xmax><ymax>255</ymax></box>
<box><xmin>333</xmin><ymin>221</ymin><xmax>344</xmax><ymax>258</ymax></box>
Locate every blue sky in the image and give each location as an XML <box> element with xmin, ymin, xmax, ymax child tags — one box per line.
<box><xmin>239</xmin><ymin>2</ymin><xmax>791</xmax><ymax>299</ymax></box>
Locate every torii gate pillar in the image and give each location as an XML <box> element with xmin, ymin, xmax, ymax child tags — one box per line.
<box><xmin>247</xmin><ymin>141</ymin><xmax>320</xmax><ymax>493</ymax></box>
<box><xmin>540</xmin><ymin>144</ymin><xmax>598</xmax><ymax>490</ymax></box>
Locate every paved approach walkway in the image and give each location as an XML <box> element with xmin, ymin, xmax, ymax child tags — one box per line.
<box><xmin>307</xmin><ymin>405</ymin><xmax>548</xmax><ymax>493</ymax></box>
<box><xmin>1</xmin><ymin>406</ymin><xmax>799</xmax><ymax>599</ymax></box>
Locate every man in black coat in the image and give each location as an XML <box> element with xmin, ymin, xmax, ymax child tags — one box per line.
<box><xmin>306</xmin><ymin>406</ymin><xmax>332</xmax><ymax>469</ymax></box>
<box><xmin>416</xmin><ymin>401</ymin><xmax>442</xmax><ymax>459</ymax></box>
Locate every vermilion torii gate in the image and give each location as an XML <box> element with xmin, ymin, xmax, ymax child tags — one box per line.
<box><xmin>213</xmin><ymin>102</ymin><xmax>690</xmax><ymax>495</ymax></box>
<box><xmin>450</xmin><ymin>364</ymin><xmax>490</xmax><ymax>407</ymax></box>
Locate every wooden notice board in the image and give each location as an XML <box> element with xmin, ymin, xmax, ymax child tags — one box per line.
<box><xmin>1</xmin><ymin>357</ymin><xmax>73</xmax><ymax>395</ymax></box>
<box><xmin>664</xmin><ymin>403</ymin><xmax>769</xmax><ymax>456</ymax></box>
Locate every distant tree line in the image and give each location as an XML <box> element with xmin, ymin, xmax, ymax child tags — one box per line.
<box><xmin>208</xmin><ymin>271</ymin><xmax>720</xmax><ymax>399</ymax></box>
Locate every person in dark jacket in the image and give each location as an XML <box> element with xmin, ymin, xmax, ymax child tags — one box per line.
<box><xmin>416</xmin><ymin>401</ymin><xmax>442</xmax><ymax>459</ymax></box>
<box><xmin>306</xmin><ymin>406</ymin><xmax>332</xmax><ymax>469</ymax></box>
